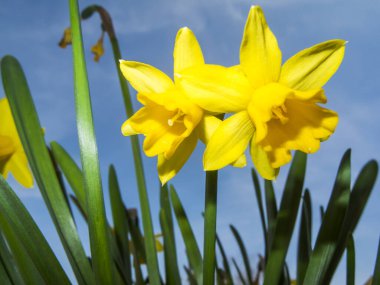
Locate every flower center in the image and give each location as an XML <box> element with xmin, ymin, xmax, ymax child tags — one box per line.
<box><xmin>0</xmin><ymin>135</ymin><xmax>16</xmax><ymax>160</ymax></box>
<box><xmin>168</xmin><ymin>110</ymin><xmax>185</xmax><ymax>127</ymax></box>
<box><xmin>272</xmin><ymin>105</ymin><xmax>288</xmax><ymax>124</ymax></box>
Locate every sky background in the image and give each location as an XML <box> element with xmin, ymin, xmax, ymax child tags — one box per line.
<box><xmin>1</xmin><ymin>0</ymin><xmax>380</xmax><ymax>284</ymax></box>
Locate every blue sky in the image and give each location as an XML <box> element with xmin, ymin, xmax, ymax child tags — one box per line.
<box><xmin>1</xmin><ymin>0</ymin><xmax>379</xmax><ymax>284</ymax></box>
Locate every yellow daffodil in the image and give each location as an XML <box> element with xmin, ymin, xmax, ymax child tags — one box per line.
<box><xmin>178</xmin><ymin>6</ymin><xmax>345</xmax><ymax>179</ymax></box>
<box><xmin>0</xmin><ymin>98</ymin><xmax>33</xmax><ymax>188</ymax></box>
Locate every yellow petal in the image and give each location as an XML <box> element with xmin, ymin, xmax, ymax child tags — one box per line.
<box><xmin>279</xmin><ymin>40</ymin><xmax>346</xmax><ymax>90</ymax></box>
<box><xmin>0</xmin><ymin>98</ymin><xmax>19</xmax><ymax>141</ymax></box>
<box><xmin>119</xmin><ymin>61</ymin><xmax>174</xmax><ymax>94</ymax></box>
<box><xmin>197</xmin><ymin>115</ymin><xmax>247</xmax><ymax>168</ymax></box>
<box><xmin>173</xmin><ymin>27</ymin><xmax>204</xmax><ymax>76</ymax></box>
<box><xmin>231</xmin><ymin>154</ymin><xmax>247</xmax><ymax>168</ymax></box>
<box><xmin>197</xmin><ymin>115</ymin><xmax>222</xmax><ymax>144</ymax></box>
<box><xmin>158</xmin><ymin>132</ymin><xmax>198</xmax><ymax>185</ymax></box>
<box><xmin>179</xmin><ymin>65</ymin><xmax>251</xmax><ymax>113</ymax></box>
<box><xmin>240</xmin><ymin>6</ymin><xmax>282</xmax><ymax>88</ymax></box>
<box><xmin>0</xmin><ymin>135</ymin><xmax>15</xmax><ymax>159</ymax></box>
<box><xmin>4</xmin><ymin>151</ymin><xmax>33</xmax><ymax>188</ymax></box>
<box><xmin>250</xmin><ymin>140</ymin><xmax>279</xmax><ymax>180</ymax></box>
<box><xmin>204</xmin><ymin>111</ymin><xmax>254</xmax><ymax>170</ymax></box>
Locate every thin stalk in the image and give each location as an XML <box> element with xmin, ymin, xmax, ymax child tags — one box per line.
<box><xmin>68</xmin><ymin>0</ymin><xmax>114</xmax><ymax>284</ymax></box>
<box><xmin>203</xmin><ymin>170</ymin><xmax>218</xmax><ymax>285</ymax></box>
<box><xmin>109</xmin><ymin>25</ymin><xmax>160</xmax><ymax>285</ymax></box>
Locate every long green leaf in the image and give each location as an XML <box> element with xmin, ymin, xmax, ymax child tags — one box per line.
<box><xmin>1</xmin><ymin>55</ymin><xmax>93</xmax><ymax>285</ymax></box>
<box><xmin>50</xmin><ymin>142</ymin><xmax>86</xmax><ymax>209</ymax></box>
<box><xmin>297</xmin><ymin>189</ymin><xmax>312</xmax><ymax>285</ymax></box>
<box><xmin>160</xmin><ymin>185</ymin><xmax>181</xmax><ymax>285</ymax></box>
<box><xmin>230</xmin><ymin>225</ymin><xmax>253</xmax><ymax>284</ymax></box>
<box><xmin>159</xmin><ymin>209</ymin><xmax>181</xmax><ymax>285</ymax></box>
<box><xmin>216</xmin><ymin>235</ymin><xmax>233</xmax><ymax>285</ymax></box>
<box><xmin>346</xmin><ymin>235</ymin><xmax>355</xmax><ymax>285</ymax></box>
<box><xmin>0</xmin><ymin>231</ymin><xmax>24</xmax><ymax>285</ymax></box>
<box><xmin>251</xmin><ymin>168</ymin><xmax>268</xmax><ymax>256</ymax></box>
<box><xmin>68</xmin><ymin>0</ymin><xmax>115</xmax><ymax>283</ymax></box>
<box><xmin>264</xmin><ymin>179</ymin><xmax>278</xmax><ymax>252</ymax></box>
<box><xmin>303</xmin><ymin>149</ymin><xmax>351</xmax><ymax>285</ymax></box>
<box><xmin>264</xmin><ymin>151</ymin><xmax>307</xmax><ymax>285</ymax></box>
<box><xmin>323</xmin><ymin>158</ymin><xmax>378</xmax><ymax>284</ymax></box>
<box><xmin>0</xmin><ymin>258</ymin><xmax>12</xmax><ymax>285</ymax></box>
<box><xmin>0</xmin><ymin>177</ymin><xmax>69</xmax><ymax>284</ymax></box>
<box><xmin>109</xmin><ymin>165</ymin><xmax>132</xmax><ymax>284</ymax></box>
<box><xmin>232</xmin><ymin>258</ymin><xmax>247</xmax><ymax>285</ymax></box>
<box><xmin>126</xmin><ymin>209</ymin><xmax>145</xmax><ymax>284</ymax></box>
<box><xmin>170</xmin><ymin>186</ymin><xmax>203</xmax><ymax>284</ymax></box>
<box><xmin>372</xmin><ymin>238</ymin><xmax>380</xmax><ymax>285</ymax></box>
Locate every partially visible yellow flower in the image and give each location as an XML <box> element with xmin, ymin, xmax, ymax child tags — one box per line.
<box><xmin>0</xmin><ymin>98</ymin><xmax>33</xmax><ymax>188</ymax></box>
<box><xmin>178</xmin><ymin>6</ymin><xmax>345</xmax><ymax>179</ymax></box>
<box><xmin>120</xmin><ymin>28</ymin><xmax>246</xmax><ymax>184</ymax></box>
<box><xmin>58</xmin><ymin>27</ymin><xmax>72</xmax><ymax>48</ymax></box>
<box><xmin>91</xmin><ymin>32</ymin><xmax>105</xmax><ymax>62</ymax></box>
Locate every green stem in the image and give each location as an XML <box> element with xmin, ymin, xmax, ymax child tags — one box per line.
<box><xmin>203</xmin><ymin>170</ymin><xmax>218</xmax><ymax>285</ymax></box>
<box><xmin>68</xmin><ymin>0</ymin><xmax>114</xmax><ymax>284</ymax></box>
<box><xmin>109</xmin><ymin>34</ymin><xmax>160</xmax><ymax>285</ymax></box>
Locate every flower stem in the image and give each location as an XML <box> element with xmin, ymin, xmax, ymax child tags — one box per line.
<box><xmin>203</xmin><ymin>170</ymin><xmax>218</xmax><ymax>285</ymax></box>
<box><xmin>109</xmin><ymin>33</ymin><xmax>160</xmax><ymax>285</ymax></box>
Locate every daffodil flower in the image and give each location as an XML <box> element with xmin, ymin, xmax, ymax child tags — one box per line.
<box><xmin>178</xmin><ymin>6</ymin><xmax>345</xmax><ymax>179</ymax></box>
<box><xmin>0</xmin><ymin>98</ymin><xmax>33</xmax><ymax>188</ymax></box>
<box><xmin>120</xmin><ymin>28</ymin><xmax>245</xmax><ymax>184</ymax></box>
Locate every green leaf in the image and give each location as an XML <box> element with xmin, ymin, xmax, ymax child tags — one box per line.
<box><xmin>346</xmin><ymin>235</ymin><xmax>355</xmax><ymax>285</ymax></box>
<box><xmin>1</xmin><ymin>55</ymin><xmax>93</xmax><ymax>285</ymax></box>
<box><xmin>232</xmin><ymin>258</ymin><xmax>247</xmax><ymax>285</ymax></box>
<box><xmin>0</xmin><ymin>257</ymin><xmax>12</xmax><ymax>285</ymax></box>
<box><xmin>126</xmin><ymin>209</ymin><xmax>145</xmax><ymax>284</ymax></box>
<box><xmin>170</xmin><ymin>186</ymin><xmax>203</xmax><ymax>284</ymax></box>
<box><xmin>109</xmin><ymin>165</ymin><xmax>133</xmax><ymax>284</ymax></box>
<box><xmin>303</xmin><ymin>149</ymin><xmax>351</xmax><ymax>285</ymax></box>
<box><xmin>297</xmin><ymin>189</ymin><xmax>312</xmax><ymax>285</ymax></box>
<box><xmin>159</xmin><ymin>209</ymin><xmax>181</xmax><ymax>285</ymax></box>
<box><xmin>50</xmin><ymin>142</ymin><xmax>86</xmax><ymax>210</ymax></box>
<box><xmin>230</xmin><ymin>225</ymin><xmax>253</xmax><ymax>284</ymax></box>
<box><xmin>184</xmin><ymin>266</ymin><xmax>198</xmax><ymax>285</ymax></box>
<box><xmin>0</xmin><ymin>177</ymin><xmax>70</xmax><ymax>284</ymax></box>
<box><xmin>319</xmin><ymin>206</ymin><xmax>325</xmax><ymax>222</ymax></box>
<box><xmin>0</xmin><ymin>231</ymin><xmax>25</xmax><ymax>285</ymax></box>
<box><xmin>160</xmin><ymin>185</ymin><xmax>181</xmax><ymax>285</ymax></box>
<box><xmin>251</xmin><ymin>169</ymin><xmax>268</xmax><ymax>256</ymax></box>
<box><xmin>264</xmin><ymin>179</ymin><xmax>278</xmax><ymax>252</ymax></box>
<box><xmin>323</xmin><ymin>157</ymin><xmax>378</xmax><ymax>284</ymax></box>
<box><xmin>216</xmin><ymin>235</ymin><xmax>233</xmax><ymax>285</ymax></box>
<box><xmin>68</xmin><ymin>0</ymin><xmax>116</xmax><ymax>283</ymax></box>
<box><xmin>372</xmin><ymin>238</ymin><xmax>380</xmax><ymax>285</ymax></box>
<box><xmin>264</xmin><ymin>151</ymin><xmax>307</xmax><ymax>285</ymax></box>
